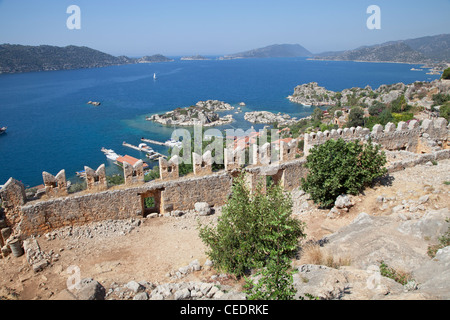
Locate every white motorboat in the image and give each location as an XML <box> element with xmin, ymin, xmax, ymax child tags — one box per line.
<box><xmin>101</xmin><ymin>147</ymin><xmax>120</xmax><ymax>161</ymax></box>
<box><xmin>165</xmin><ymin>139</ymin><xmax>182</xmax><ymax>148</ymax></box>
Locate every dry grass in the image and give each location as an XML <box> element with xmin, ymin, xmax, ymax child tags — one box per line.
<box><xmin>300</xmin><ymin>243</ymin><xmax>351</xmax><ymax>269</ymax></box>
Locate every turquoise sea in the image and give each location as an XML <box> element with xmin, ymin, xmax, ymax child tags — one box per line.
<box><xmin>0</xmin><ymin>57</ymin><xmax>440</xmax><ymax>187</ymax></box>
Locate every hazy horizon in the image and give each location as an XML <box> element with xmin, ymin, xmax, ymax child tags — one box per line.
<box><xmin>0</xmin><ymin>0</ymin><xmax>449</xmax><ymax>57</ymax></box>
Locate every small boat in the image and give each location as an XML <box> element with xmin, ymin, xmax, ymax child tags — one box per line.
<box><xmin>0</xmin><ymin>126</ymin><xmax>7</xmax><ymax>134</ymax></box>
<box><xmin>138</xmin><ymin>143</ymin><xmax>154</xmax><ymax>153</ymax></box>
<box><xmin>153</xmin><ymin>73</ymin><xmax>157</xmax><ymax>80</ymax></box>
<box><xmin>101</xmin><ymin>147</ymin><xmax>120</xmax><ymax>161</ymax></box>
<box><xmin>165</xmin><ymin>138</ymin><xmax>182</xmax><ymax>148</ymax></box>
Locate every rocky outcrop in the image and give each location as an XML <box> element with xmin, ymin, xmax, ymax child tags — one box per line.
<box><xmin>288</xmin><ymin>80</ymin><xmax>450</xmax><ymax>109</ymax></box>
<box><xmin>147</xmin><ymin>100</ymin><xmax>234</xmax><ymax>127</ymax></box>
<box><xmin>306</xmin><ymin>208</ymin><xmax>450</xmax><ymax>299</ymax></box>
<box><xmin>288</xmin><ymin>82</ymin><xmax>338</xmax><ymax>106</ymax></box>
<box><xmin>244</xmin><ymin>111</ymin><xmax>297</xmax><ymax>125</ymax></box>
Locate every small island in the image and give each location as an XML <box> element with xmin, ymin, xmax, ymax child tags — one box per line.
<box><xmin>87</xmin><ymin>101</ymin><xmax>101</xmax><ymax>107</ymax></box>
<box><xmin>288</xmin><ymin>82</ymin><xmax>339</xmax><ymax>106</ymax></box>
<box><xmin>147</xmin><ymin>100</ymin><xmax>235</xmax><ymax>127</ymax></box>
<box><xmin>180</xmin><ymin>55</ymin><xmax>210</xmax><ymax>61</ymax></box>
<box><xmin>137</xmin><ymin>54</ymin><xmax>174</xmax><ymax>63</ymax></box>
<box><xmin>244</xmin><ymin>111</ymin><xmax>297</xmax><ymax>126</ymax></box>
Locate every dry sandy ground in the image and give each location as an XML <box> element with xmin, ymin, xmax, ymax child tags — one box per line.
<box><xmin>0</xmin><ymin>159</ymin><xmax>449</xmax><ymax>300</ymax></box>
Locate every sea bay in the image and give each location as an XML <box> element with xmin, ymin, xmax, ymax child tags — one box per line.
<box><xmin>0</xmin><ymin>57</ymin><xmax>440</xmax><ymax>187</ymax></box>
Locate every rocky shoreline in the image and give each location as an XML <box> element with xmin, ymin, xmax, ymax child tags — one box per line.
<box><xmin>288</xmin><ymin>79</ymin><xmax>450</xmax><ymax>109</ymax></box>
<box><xmin>147</xmin><ymin>100</ymin><xmax>234</xmax><ymax>127</ymax></box>
<box><xmin>244</xmin><ymin>111</ymin><xmax>298</xmax><ymax>126</ymax></box>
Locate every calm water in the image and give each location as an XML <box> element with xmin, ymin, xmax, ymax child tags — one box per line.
<box><xmin>0</xmin><ymin>57</ymin><xmax>439</xmax><ymax>187</ymax></box>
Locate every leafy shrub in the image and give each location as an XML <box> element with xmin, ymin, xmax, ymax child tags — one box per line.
<box><xmin>442</xmin><ymin>67</ymin><xmax>450</xmax><ymax>80</ymax></box>
<box><xmin>145</xmin><ymin>166</ymin><xmax>160</xmax><ymax>182</ymax></box>
<box><xmin>244</xmin><ymin>253</ymin><xmax>296</xmax><ymax>300</ymax></box>
<box><xmin>390</xmin><ymin>95</ymin><xmax>410</xmax><ymax>113</ymax></box>
<box><xmin>440</xmin><ymin>103</ymin><xmax>450</xmax><ymax>121</ymax></box>
<box><xmin>106</xmin><ymin>174</ymin><xmax>124</xmax><ymax>187</ymax></box>
<box><xmin>432</xmin><ymin>93</ymin><xmax>450</xmax><ymax>106</ymax></box>
<box><xmin>68</xmin><ymin>181</ymin><xmax>87</xmax><ymax>194</ymax></box>
<box><xmin>301</xmin><ymin>139</ymin><xmax>387</xmax><ymax>208</ymax></box>
<box><xmin>392</xmin><ymin>112</ymin><xmax>414</xmax><ymax>123</ymax></box>
<box><xmin>198</xmin><ymin>173</ymin><xmax>306</xmax><ymax>277</ymax></box>
<box><xmin>368</xmin><ymin>101</ymin><xmax>387</xmax><ymax>116</ymax></box>
<box><xmin>347</xmin><ymin>107</ymin><xmax>365</xmax><ymax>128</ymax></box>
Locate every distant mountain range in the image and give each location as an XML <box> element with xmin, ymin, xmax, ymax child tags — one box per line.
<box><xmin>1</xmin><ymin>34</ymin><xmax>449</xmax><ymax>74</ymax></box>
<box><xmin>0</xmin><ymin>44</ymin><xmax>173</xmax><ymax>74</ymax></box>
<box><xmin>313</xmin><ymin>34</ymin><xmax>450</xmax><ymax>64</ymax></box>
<box><xmin>220</xmin><ymin>44</ymin><xmax>312</xmax><ymax>59</ymax></box>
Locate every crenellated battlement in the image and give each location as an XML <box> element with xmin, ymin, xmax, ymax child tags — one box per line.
<box><xmin>224</xmin><ymin>147</ymin><xmax>245</xmax><ymax>171</ymax></box>
<box><xmin>159</xmin><ymin>156</ymin><xmax>179</xmax><ymax>180</ymax></box>
<box><xmin>85</xmin><ymin>164</ymin><xmax>107</xmax><ymax>191</ymax></box>
<box><xmin>42</xmin><ymin>169</ymin><xmax>68</xmax><ymax>197</ymax></box>
<box><xmin>0</xmin><ymin>117</ymin><xmax>448</xmax><ymax>241</ymax></box>
<box><xmin>193</xmin><ymin>151</ymin><xmax>213</xmax><ymax>176</ymax></box>
<box><xmin>304</xmin><ymin>118</ymin><xmax>449</xmax><ymax>156</ymax></box>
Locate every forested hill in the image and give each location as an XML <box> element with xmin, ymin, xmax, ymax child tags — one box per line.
<box><xmin>0</xmin><ymin>44</ymin><xmax>172</xmax><ymax>74</ymax></box>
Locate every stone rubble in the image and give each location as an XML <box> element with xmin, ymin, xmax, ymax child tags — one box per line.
<box><xmin>44</xmin><ymin>218</ymin><xmax>142</xmax><ymax>241</ymax></box>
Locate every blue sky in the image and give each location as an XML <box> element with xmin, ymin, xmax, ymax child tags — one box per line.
<box><xmin>0</xmin><ymin>0</ymin><xmax>449</xmax><ymax>56</ymax></box>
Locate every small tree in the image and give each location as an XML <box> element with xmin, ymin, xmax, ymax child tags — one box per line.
<box><xmin>347</xmin><ymin>107</ymin><xmax>365</xmax><ymax>128</ymax></box>
<box><xmin>312</xmin><ymin>107</ymin><xmax>323</xmax><ymax>122</ymax></box>
<box><xmin>301</xmin><ymin>139</ymin><xmax>387</xmax><ymax>208</ymax></box>
<box><xmin>442</xmin><ymin>67</ymin><xmax>450</xmax><ymax>80</ymax></box>
<box><xmin>198</xmin><ymin>173</ymin><xmax>305</xmax><ymax>277</ymax></box>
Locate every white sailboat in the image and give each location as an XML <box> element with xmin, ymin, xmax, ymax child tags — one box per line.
<box><xmin>153</xmin><ymin>73</ymin><xmax>157</xmax><ymax>80</ymax></box>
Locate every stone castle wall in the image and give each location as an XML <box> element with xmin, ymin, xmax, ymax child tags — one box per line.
<box><xmin>1</xmin><ymin>118</ymin><xmax>448</xmax><ymax>239</ymax></box>
<box><xmin>304</xmin><ymin>118</ymin><xmax>448</xmax><ymax>156</ymax></box>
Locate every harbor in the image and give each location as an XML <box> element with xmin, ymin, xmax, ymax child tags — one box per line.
<box><xmin>122</xmin><ymin>141</ymin><xmax>167</xmax><ymax>160</ymax></box>
<box><xmin>141</xmin><ymin>137</ymin><xmax>182</xmax><ymax>148</ymax></box>
<box><xmin>122</xmin><ymin>141</ymin><xmax>154</xmax><ymax>154</ymax></box>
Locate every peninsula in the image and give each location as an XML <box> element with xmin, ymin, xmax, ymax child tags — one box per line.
<box><xmin>0</xmin><ymin>44</ymin><xmax>173</xmax><ymax>74</ymax></box>
<box><xmin>146</xmin><ymin>100</ymin><xmax>235</xmax><ymax>127</ymax></box>
<box><xmin>288</xmin><ymin>79</ymin><xmax>450</xmax><ymax>110</ymax></box>
<box><xmin>312</xmin><ymin>34</ymin><xmax>450</xmax><ymax>65</ymax></box>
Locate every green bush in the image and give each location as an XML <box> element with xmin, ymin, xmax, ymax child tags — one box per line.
<box><xmin>301</xmin><ymin>139</ymin><xmax>387</xmax><ymax>208</ymax></box>
<box><xmin>347</xmin><ymin>107</ymin><xmax>365</xmax><ymax>128</ymax></box>
<box><xmin>432</xmin><ymin>93</ymin><xmax>450</xmax><ymax>106</ymax></box>
<box><xmin>440</xmin><ymin>103</ymin><xmax>450</xmax><ymax>121</ymax></box>
<box><xmin>368</xmin><ymin>101</ymin><xmax>387</xmax><ymax>117</ymax></box>
<box><xmin>442</xmin><ymin>67</ymin><xmax>450</xmax><ymax>80</ymax></box>
<box><xmin>107</xmin><ymin>174</ymin><xmax>124</xmax><ymax>187</ymax></box>
<box><xmin>198</xmin><ymin>173</ymin><xmax>306</xmax><ymax>277</ymax></box>
<box><xmin>392</xmin><ymin>112</ymin><xmax>414</xmax><ymax>123</ymax></box>
<box><xmin>145</xmin><ymin>166</ymin><xmax>160</xmax><ymax>182</ymax></box>
<box><xmin>244</xmin><ymin>253</ymin><xmax>296</xmax><ymax>300</ymax></box>
<box><xmin>390</xmin><ymin>95</ymin><xmax>410</xmax><ymax>113</ymax></box>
